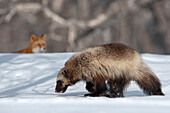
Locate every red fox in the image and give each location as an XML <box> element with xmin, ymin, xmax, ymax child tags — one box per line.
<box><xmin>14</xmin><ymin>34</ymin><xmax>46</xmax><ymax>53</ymax></box>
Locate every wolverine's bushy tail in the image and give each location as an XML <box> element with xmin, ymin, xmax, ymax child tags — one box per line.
<box><xmin>134</xmin><ymin>62</ymin><xmax>164</xmax><ymax>95</ymax></box>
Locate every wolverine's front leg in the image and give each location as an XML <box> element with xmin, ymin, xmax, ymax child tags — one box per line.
<box><xmin>85</xmin><ymin>81</ymin><xmax>95</xmax><ymax>93</ymax></box>
<box><xmin>84</xmin><ymin>79</ymin><xmax>107</xmax><ymax>97</ymax></box>
<box><xmin>84</xmin><ymin>81</ymin><xmax>101</xmax><ymax>97</ymax></box>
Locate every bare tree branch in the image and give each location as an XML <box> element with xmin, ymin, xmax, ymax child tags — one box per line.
<box><xmin>43</xmin><ymin>7</ymin><xmax>68</xmax><ymax>26</ymax></box>
<box><xmin>1</xmin><ymin>3</ymin><xmax>42</xmax><ymax>22</ymax></box>
<box><xmin>0</xmin><ymin>0</ymin><xmax>165</xmax><ymax>51</ymax></box>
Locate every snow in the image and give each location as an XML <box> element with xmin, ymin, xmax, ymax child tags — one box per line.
<box><xmin>0</xmin><ymin>53</ymin><xmax>170</xmax><ymax>113</ymax></box>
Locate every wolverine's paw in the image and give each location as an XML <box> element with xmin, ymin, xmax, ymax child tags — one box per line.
<box><xmin>85</xmin><ymin>82</ymin><xmax>95</xmax><ymax>93</ymax></box>
<box><xmin>105</xmin><ymin>93</ymin><xmax>124</xmax><ymax>98</ymax></box>
<box><xmin>84</xmin><ymin>93</ymin><xmax>110</xmax><ymax>97</ymax></box>
<box><xmin>105</xmin><ymin>94</ymin><xmax>115</xmax><ymax>98</ymax></box>
<box><xmin>84</xmin><ymin>93</ymin><xmax>100</xmax><ymax>97</ymax></box>
<box><xmin>153</xmin><ymin>91</ymin><xmax>164</xmax><ymax>96</ymax></box>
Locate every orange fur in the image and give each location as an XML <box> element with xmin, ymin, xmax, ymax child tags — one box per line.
<box><xmin>14</xmin><ymin>34</ymin><xmax>46</xmax><ymax>53</ymax></box>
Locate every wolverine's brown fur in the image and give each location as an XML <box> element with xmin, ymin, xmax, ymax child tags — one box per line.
<box><xmin>55</xmin><ymin>43</ymin><xmax>164</xmax><ymax>97</ymax></box>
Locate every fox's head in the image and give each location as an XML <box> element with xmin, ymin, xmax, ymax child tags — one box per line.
<box><xmin>30</xmin><ymin>34</ymin><xmax>46</xmax><ymax>53</ymax></box>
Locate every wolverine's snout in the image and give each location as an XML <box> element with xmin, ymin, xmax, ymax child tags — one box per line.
<box><xmin>55</xmin><ymin>80</ymin><xmax>68</xmax><ymax>93</ymax></box>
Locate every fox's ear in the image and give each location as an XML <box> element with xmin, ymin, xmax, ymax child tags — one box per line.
<box><xmin>31</xmin><ymin>34</ymin><xmax>36</xmax><ymax>41</ymax></box>
<box><xmin>41</xmin><ymin>34</ymin><xmax>46</xmax><ymax>40</ymax></box>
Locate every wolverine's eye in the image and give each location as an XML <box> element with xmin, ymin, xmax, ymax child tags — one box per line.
<box><xmin>62</xmin><ymin>70</ymin><xmax>69</xmax><ymax>78</ymax></box>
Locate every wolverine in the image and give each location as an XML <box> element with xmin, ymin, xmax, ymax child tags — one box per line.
<box><xmin>55</xmin><ymin>43</ymin><xmax>164</xmax><ymax>97</ymax></box>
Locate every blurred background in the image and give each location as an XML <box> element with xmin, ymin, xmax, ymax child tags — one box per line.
<box><xmin>0</xmin><ymin>0</ymin><xmax>170</xmax><ymax>54</ymax></box>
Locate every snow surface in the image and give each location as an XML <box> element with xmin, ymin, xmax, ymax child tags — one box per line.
<box><xmin>0</xmin><ymin>53</ymin><xmax>170</xmax><ymax>113</ymax></box>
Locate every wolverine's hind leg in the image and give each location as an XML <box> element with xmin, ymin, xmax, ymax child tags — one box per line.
<box><xmin>107</xmin><ymin>77</ymin><xmax>130</xmax><ymax>98</ymax></box>
<box><xmin>135</xmin><ymin>66</ymin><xmax>164</xmax><ymax>96</ymax></box>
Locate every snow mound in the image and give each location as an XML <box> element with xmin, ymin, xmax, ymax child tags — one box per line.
<box><xmin>0</xmin><ymin>53</ymin><xmax>170</xmax><ymax>113</ymax></box>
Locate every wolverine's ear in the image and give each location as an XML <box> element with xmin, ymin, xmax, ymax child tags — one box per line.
<box><xmin>62</xmin><ymin>69</ymin><xmax>69</xmax><ymax>78</ymax></box>
<box><xmin>30</xmin><ymin>34</ymin><xmax>36</xmax><ymax>41</ymax></box>
<box><xmin>41</xmin><ymin>34</ymin><xmax>46</xmax><ymax>40</ymax></box>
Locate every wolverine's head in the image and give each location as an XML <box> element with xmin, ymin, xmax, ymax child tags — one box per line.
<box><xmin>55</xmin><ymin>68</ymin><xmax>80</xmax><ymax>93</ymax></box>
